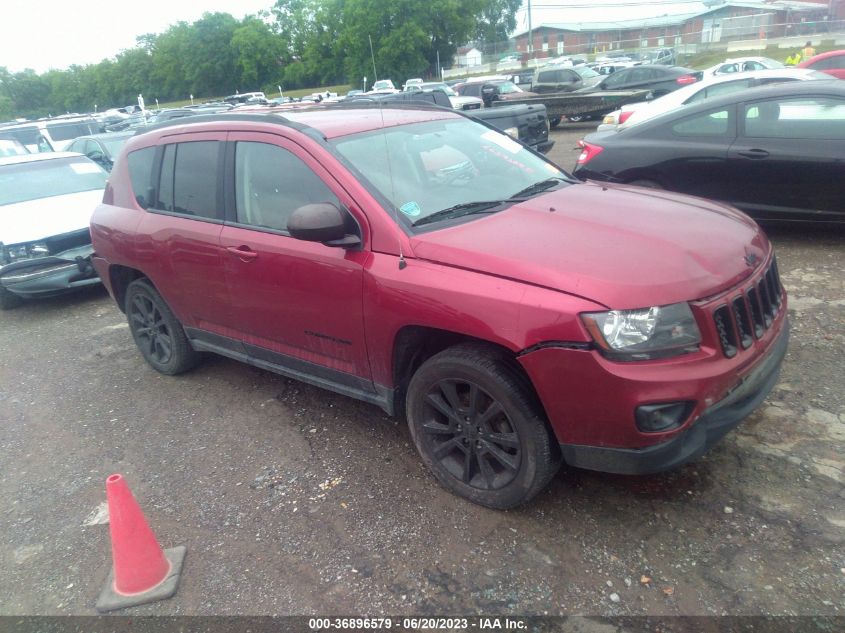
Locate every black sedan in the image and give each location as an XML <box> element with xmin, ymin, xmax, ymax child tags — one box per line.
<box><xmin>578</xmin><ymin>64</ymin><xmax>698</xmax><ymax>98</ymax></box>
<box><xmin>573</xmin><ymin>80</ymin><xmax>845</xmax><ymax>223</ymax></box>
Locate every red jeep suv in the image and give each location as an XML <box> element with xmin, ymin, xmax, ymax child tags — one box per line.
<box><xmin>90</xmin><ymin>106</ymin><xmax>788</xmax><ymax>508</ymax></box>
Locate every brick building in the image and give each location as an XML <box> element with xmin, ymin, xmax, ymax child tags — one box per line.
<box><xmin>512</xmin><ymin>1</ymin><xmax>835</xmax><ymax>57</ymax></box>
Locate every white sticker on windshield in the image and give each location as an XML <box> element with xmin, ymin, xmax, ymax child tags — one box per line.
<box><xmin>481</xmin><ymin>130</ymin><xmax>522</xmax><ymax>155</ymax></box>
<box><xmin>70</xmin><ymin>162</ymin><xmax>102</xmax><ymax>174</ymax></box>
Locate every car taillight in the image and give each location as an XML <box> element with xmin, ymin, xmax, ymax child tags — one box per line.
<box><xmin>618</xmin><ymin>110</ymin><xmax>635</xmax><ymax>125</ymax></box>
<box><xmin>577</xmin><ymin>142</ymin><xmax>603</xmax><ymax>165</ymax></box>
<box><xmin>676</xmin><ymin>74</ymin><xmax>697</xmax><ymax>85</ymax></box>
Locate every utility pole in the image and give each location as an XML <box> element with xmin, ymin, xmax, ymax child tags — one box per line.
<box><xmin>527</xmin><ymin>0</ymin><xmax>533</xmax><ymax>55</ymax></box>
<box><xmin>369</xmin><ymin>35</ymin><xmax>378</xmax><ymax>81</ymax></box>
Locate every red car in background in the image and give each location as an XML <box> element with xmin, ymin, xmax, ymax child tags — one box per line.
<box><xmin>798</xmin><ymin>49</ymin><xmax>845</xmax><ymax>79</ymax></box>
<box><xmin>89</xmin><ymin>106</ymin><xmax>788</xmax><ymax>509</ymax></box>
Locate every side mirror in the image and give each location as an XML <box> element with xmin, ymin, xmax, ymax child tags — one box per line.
<box><xmin>288</xmin><ymin>202</ymin><xmax>360</xmax><ymax>247</ymax></box>
<box><xmin>87</xmin><ymin>150</ymin><xmax>105</xmax><ymax>162</ymax></box>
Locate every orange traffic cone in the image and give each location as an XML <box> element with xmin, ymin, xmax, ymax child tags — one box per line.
<box><xmin>96</xmin><ymin>474</ymin><xmax>186</xmax><ymax>612</ymax></box>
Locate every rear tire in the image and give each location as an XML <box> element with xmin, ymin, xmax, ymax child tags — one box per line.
<box><xmin>125</xmin><ymin>278</ymin><xmax>199</xmax><ymax>375</ymax></box>
<box><xmin>0</xmin><ymin>287</ymin><xmax>24</xmax><ymax>310</ymax></box>
<box><xmin>406</xmin><ymin>344</ymin><xmax>560</xmax><ymax>509</ymax></box>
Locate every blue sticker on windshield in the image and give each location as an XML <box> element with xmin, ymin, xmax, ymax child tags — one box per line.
<box><xmin>400</xmin><ymin>201</ymin><xmax>421</xmax><ymax>217</ymax></box>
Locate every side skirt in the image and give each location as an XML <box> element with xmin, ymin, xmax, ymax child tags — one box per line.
<box><xmin>184</xmin><ymin>328</ymin><xmax>394</xmax><ymax>415</ymax></box>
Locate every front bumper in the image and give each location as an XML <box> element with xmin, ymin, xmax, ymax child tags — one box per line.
<box><xmin>0</xmin><ymin>245</ymin><xmax>100</xmax><ymax>298</ymax></box>
<box><xmin>533</xmin><ymin>139</ymin><xmax>555</xmax><ymax>154</ymax></box>
<box><xmin>559</xmin><ymin>319</ymin><xmax>789</xmax><ymax>474</ymax></box>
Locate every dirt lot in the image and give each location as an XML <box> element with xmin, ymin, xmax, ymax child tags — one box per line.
<box><xmin>1</xmin><ymin>124</ymin><xmax>843</xmax><ymax>617</ymax></box>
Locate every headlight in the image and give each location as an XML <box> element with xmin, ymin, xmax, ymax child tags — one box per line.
<box><xmin>1</xmin><ymin>241</ymin><xmax>50</xmax><ymax>264</ymax></box>
<box><xmin>581</xmin><ymin>302</ymin><xmax>701</xmax><ymax>361</ymax></box>
<box><xmin>503</xmin><ymin>126</ymin><xmax>519</xmax><ymax>139</ymax></box>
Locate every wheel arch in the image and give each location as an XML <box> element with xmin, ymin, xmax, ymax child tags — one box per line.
<box><xmin>389</xmin><ymin>325</ymin><xmax>544</xmax><ymax>421</ymax></box>
<box><xmin>107</xmin><ymin>264</ymin><xmax>147</xmax><ymax>313</ymax></box>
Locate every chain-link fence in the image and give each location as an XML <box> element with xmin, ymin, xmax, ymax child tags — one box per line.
<box><xmin>445</xmin><ymin>17</ymin><xmax>845</xmax><ymax>79</ymax></box>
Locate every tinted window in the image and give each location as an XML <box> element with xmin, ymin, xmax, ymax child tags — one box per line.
<box><xmin>0</xmin><ymin>126</ymin><xmax>40</xmax><ymax>146</ymax></box>
<box><xmin>811</xmin><ymin>55</ymin><xmax>845</xmax><ymax>70</ymax></box>
<box><xmin>537</xmin><ymin>70</ymin><xmax>555</xmax><ymax>83</ymax></box>
<box><xmin>603</xmin><ymin>69</ymin><xmax>630</xmax><ymax>88</ymax></box>
<box><xmin>743</xmin><ymin>97</ymin><xmax>845</xmax><ymax>139</ymax></box>
<box><xmin>127</xmin><ymin>146</ymin><xmax>156</xmax><ymax>208</ymax></box>
<box><xmin>234</xmin><ymin>142</ymin><xmax>339</xmax><ymax>232</ymax></box>
<box><xmin>46</xmin><ymin>120</ymin><xmax>100</xmax><ymax>142</ymax></box>
<box><xmin>672</xmin><ymin>108</ymin><xmax>731</xmax><ymax>136</ymax></box>
<box><xmin>154</xmin><ymin>141</ymin><xmax>221</xmax><ymax>219</ymax></box>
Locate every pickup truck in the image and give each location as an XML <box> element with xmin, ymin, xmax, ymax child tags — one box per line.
<box><xmin>341</xmin><ymin>90</ymin><xmax>554</xmax><ymax>154</ymax></box>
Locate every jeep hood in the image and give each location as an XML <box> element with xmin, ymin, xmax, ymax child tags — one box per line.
<box><xmin>1</xmin><ymin>189</ymin><xmax>101</xmax><ymax>245</ymax></box>
<box><xmin>409</xmin><ymin>181</ymin><xmax>769</xmax><ymax>310</ymax></box>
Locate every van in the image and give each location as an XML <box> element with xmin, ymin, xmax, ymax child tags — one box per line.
<box><xmin>0</xmin><ymin>116</ymin><xmax>102</xmax><ymax>153</ymax></box>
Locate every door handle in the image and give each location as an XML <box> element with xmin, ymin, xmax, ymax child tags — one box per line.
<box><xmin>738</xmin><ymin>149</ymin><xmax>769</xmax><ymax>159</ymax></box>
<box><xmin>226</xmin><ymin>245</ymin><xmax>258</xmax><ymax>261</ymax></box>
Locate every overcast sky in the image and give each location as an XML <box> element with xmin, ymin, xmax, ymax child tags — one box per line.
<box><xmin>2</xmin><ymin>0</ymin><xmax>274</xmax><ymax>73</ymax></box>
<box><xmin>2</xmin><ymin>1</ymin><xmax>701</xmax><ymax>73</ymax></box>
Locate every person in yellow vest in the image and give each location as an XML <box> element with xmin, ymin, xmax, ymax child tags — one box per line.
<box><xmin>785</xmin><ymin>51</ymin><xmax>802</xmax><ymax>66</ymax></box>
<box><xmin>802</xmin><ymin>41</ymin><xmax>816</xmax><ymax>60</ymax></box>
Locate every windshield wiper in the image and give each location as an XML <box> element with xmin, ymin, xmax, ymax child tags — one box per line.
<box><xmin>412</xmin><ymin>200</ymin><xmax>511</xmax><ymax>227</ymax></box>
<box><xmin>509</xmin><ymin>176</ymin><xmax>568</xmax><ymax>200</ymax></box>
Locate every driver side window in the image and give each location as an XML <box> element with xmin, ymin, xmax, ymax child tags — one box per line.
<box><xmin>234</xmin><ymin>142</ymin><xmax>339</xmax><ymax>233</ymax></box>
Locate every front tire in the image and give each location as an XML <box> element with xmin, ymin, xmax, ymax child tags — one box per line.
<box><xmin>549</xmin><ymin>116</ymin><xmax>562</xmax><ymax>129</ymax></box>
<box><xmin>406</xmin><ymin>344</ymin><xmax>560</xmax><ymax>509</ymax></box>
<box><xmin>125</xmin><ymin>278</ymin><xmax>199</xmax><ymax>375</ymax></box>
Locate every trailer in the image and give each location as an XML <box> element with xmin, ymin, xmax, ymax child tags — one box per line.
<box><xmin>492</xmin><ymin>90</ymin><xmax>651</xmax><ymax>127</ymax></box>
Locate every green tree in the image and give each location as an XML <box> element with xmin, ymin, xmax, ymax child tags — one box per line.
<box><xmin>475</xmin><ymin>0</ymin><xmax>522</xmax><ymax>43</ymax></box>
<box><xmin>231</xmin><ymin>16</ymin><xmax>287</xmax><ymax>90</ymax></box>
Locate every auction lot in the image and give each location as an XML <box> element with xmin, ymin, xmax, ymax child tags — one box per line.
<box><xmin>1</xmin><ymin>124</ymin><xmax>844</xmax><ymax>617</ymax></box>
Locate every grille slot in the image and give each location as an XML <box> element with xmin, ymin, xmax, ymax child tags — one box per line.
<box><xmin>747</xmin><ymin>287</ymin><xmax>765</xmax><ymax>338</ymax></box>
<box><xmin>732</xmin><ymin>297</ymin><xmax>753</xmax><ymax>350</ymax></box>
<box><xmin>713</xmin><ymin>305</ymin><xmax>738</xmax><ymax>358</ymax></box>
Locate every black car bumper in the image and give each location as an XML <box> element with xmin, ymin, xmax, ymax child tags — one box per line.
<box><xmin>560</xmin><ymin>320</ymin><xmax>789</xmax><ymax>475</ymax></box>
<box><xmin>0</xmin><ymin>245</ymin><xmax>100</xmax><ymax>298</ymax></box>
<box><xmin>533</xmin><ymin>139</ymin><xmax>555</xmax><ymax>154</ymax></box>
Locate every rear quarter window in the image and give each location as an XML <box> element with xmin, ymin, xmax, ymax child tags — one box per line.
<box><xmin>672</xmin><ymin>108</ymin><xmax>731</xmax><ymax>136</ymax></box>
<box><xmin>127</xmin><ymin>147</ymin><xmax>156</xmax><ymax>208</ymax></box>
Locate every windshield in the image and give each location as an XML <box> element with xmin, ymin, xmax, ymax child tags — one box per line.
<box><xmin>421</xmin><ymin>83</ymin><xmax>457</xmax><ymax>96</ymax></box>
<box><xmin>574</xmin><ymin>67</ymin><xmax>600</xmax><ymax>79</ymax></box>
<box><xmin>0</xmin><ymin>157</ymin><xmax>107</xmax><ymax>205</ymax></box>
<box><xmin>331</xmin><ymin>118</ymin><xmax>570</xmax><ymax>230</ymax></box>
<box><xmin>373</xmin><ymin>81</ymin><xmax>393</xmax><ymax>90</ymax></box>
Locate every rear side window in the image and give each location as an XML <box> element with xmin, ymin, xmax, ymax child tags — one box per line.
<box><xmin>537</xmin><ymin>71</ymin><xmax>555</xmax><ymax>83</ymax></box>
<box><xmin>46</xmin><ymin>120</ymin><xmax>99</xmax><ymax>142</ymax></box>
<box><xmin>154</xmin><ymin>141</ymin><xmax>221</xmax><ymax>219</ymax></box>
<box><xmin>743</xmin><ymin>97</ymin><xmax>845</xmax><ymax>139</ymax></box>
<box><xmin>672</xmin><ymin>108</ymin><xmax>731</xmax><ymax>136</ymax></box>
<box><xmin>127</xmin><ymin>147</ymin><xmax>156</xmax><ymax>208</ymax></box>
<box><xmin>810</xmin><ymin>55</ymin><xmax>845</xmax><ymax>70</ymax></box>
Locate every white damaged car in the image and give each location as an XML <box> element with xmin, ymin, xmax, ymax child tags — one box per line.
<box><xmin>0</xmin><ymin>153</ymin><xmax>107</xmax><ymax>309</ymax></box>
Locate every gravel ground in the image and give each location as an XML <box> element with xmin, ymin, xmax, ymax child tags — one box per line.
<box><xmin>1</xmin><ymin>124</ymin><xmax>843</xmax><ymax>616</ymax></box>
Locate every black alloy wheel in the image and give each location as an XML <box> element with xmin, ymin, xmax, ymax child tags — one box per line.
<box><xmin>125</xmin><ymin>278</ymin><xmax>199</xmax><ymax>375</ymax></box>
<box><xmin>420</xmin><ymin>378</ymin><xmax>522</xmax><ymax>491</ymax></box>
<box><xmin>407</xmin><ymin>344</ymin><xmax>560</xmax><ymax>509</ymax></box>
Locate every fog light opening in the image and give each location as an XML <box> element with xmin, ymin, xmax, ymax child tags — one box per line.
<box><xmin>635</xmin><ymin>402</ymin><xmax>694</xmax><ymax>433</ymax></box>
